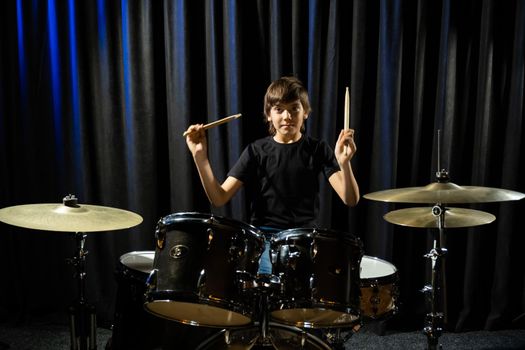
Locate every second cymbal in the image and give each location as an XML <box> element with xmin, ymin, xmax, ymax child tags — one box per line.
<box><xmin>384</xmin><ymin>207</ymin><xmax>496</xmax><ymax>228</ymax></box>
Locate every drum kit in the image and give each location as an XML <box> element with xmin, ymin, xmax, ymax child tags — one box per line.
<box><xmin>142</xmin><ymin>212</ymin><xmax>367</xmax><ymax>349</ymax></box>
<box><xmin>0</xmin><ymin>198</ymin><xmax>395</xmax><ymax>349</ymax></box>
<box><xmin>0</xmin><ymin>175</ymin><xmax>523</xmax><ymax>349</ymax></box>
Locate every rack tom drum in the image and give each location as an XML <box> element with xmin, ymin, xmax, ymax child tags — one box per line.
<box><xmin>270</xmin><ymin>228</ymin><xmax>363</xmax><ymax>328</ymax></box>
<box><xmin>144</xmin><ymin>212</ymin><xmax>264</xmax><ymax>327</ymax></box>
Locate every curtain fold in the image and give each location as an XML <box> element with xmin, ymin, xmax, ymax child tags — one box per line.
<box><xmin>0</xmin><ymin>0</ymin><xmax>524</xmax><ymax>332</ymax></box>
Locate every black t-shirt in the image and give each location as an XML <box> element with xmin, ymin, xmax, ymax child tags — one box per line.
<box><xmin>227</xmin><ymin>135</ymin><xmax>340</xmax><ymax>228</ymax></box>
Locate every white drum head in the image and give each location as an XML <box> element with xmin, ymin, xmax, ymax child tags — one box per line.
<box><xmin>120</xmin><ymin>251</ymin><xmax>155</xmax><ymax>273</ymax></box>
<box><xmin>360</xmin><ymin>255</ymin><xmax>397</xmax><ymax>279</ymax></box>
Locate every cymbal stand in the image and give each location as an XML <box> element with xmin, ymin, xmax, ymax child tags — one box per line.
<box><xmin>67</xmin><ymin>231</ymin><xmax>97</xmax><ymax>350</ymax></box>
<box><xmin>421</xmin><ymin>200</ymin><xmax>448</xmax><ymax>350</ymax></box>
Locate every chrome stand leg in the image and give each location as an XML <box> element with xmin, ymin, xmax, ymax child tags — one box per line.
<box><xmin>67</xmin><ymin>232</ymin><xmax>97</xmax><ymax>350</ymax></box>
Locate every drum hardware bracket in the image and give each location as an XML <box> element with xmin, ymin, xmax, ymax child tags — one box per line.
<box><xmin>197</xmin><ymin>269</ymin><xmax>207</xmax><ymax>291</ymax></box>
<box><xmin>309</xmin><ymin>275</ymin><xmax>316</xmax><ymax>295</ymax></box>
<box><xmin>145</xmin><ymin>269</ymin><xmax>158</xmax><ymax>291</ymax></box>
<box><xmin>228</xmin><ymin>237</ymin><xmax>244</xmax><ymax>261</ymax></box>
<box><xmin>300</xmin><ymin>330</ymin><xmax>307</xmax><ymax>347</ymax></box>
<box><xmin>311</xmin><ymin>241</ymin><xmax>318</xmax><ymax>258</ymax></box>
<box><xmin>223</xmin><ymin>329</ymin><xmax>231</xmax><ymax>344</ymax></box>
<box><xmin>421</xmin><ymin>284</ymin><xmax>433</xmax><ymax>294</ymax></box>
<box><xmin>155</xmin><ymin>224</ymin><xmax>166</xmax><ymax>250</ymax></box>
<box><xmin>207</xmin><ymin>228</ymin><xmax>214</xmax><ymax>250</ymax></box>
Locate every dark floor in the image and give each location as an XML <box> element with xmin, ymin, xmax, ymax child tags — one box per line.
<box><xmin>1</xmin><ymin>319</ymin><xmax>524</xmax><ymax>350</ymax></box>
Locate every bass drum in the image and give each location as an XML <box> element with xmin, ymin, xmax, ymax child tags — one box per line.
<box><xmin>144</xmin><ymin>212</ymin><xmax>264</xmax><ymax>327</ymax></box>
<box><xmin>195</xmin><ymin>322</ymin><xmax>331</xmax><ymax>350</ymax></box>
<box><xmin>109</xmin><ymin>251</ymin><xmax>165</xmax><ymax>350</ymax></box>
<box><xmin>359</xmin><ymin>255</ymin><xmax>399</xmax><ymax>320</ymax></box>
<box><xmin>270</xmin><ymin>228</ymin><xmax>363</xmax><ymax>328</ymax></box>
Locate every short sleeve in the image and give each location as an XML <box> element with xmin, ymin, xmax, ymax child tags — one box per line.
<box><xmin>320</xmin><ymin>140</ymin><xmax>340</xmax><ymax>179</ymax></box>
<box><xmin>227</xmin><ymin>144</ymin><xmax>254</xmax><ymax>183</ymax></box>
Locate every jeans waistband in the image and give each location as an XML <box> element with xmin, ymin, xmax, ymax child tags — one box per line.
<box><xmin>258</xmin><ymin>226</ymin><xmax>282</xmax><ymax>239</ymax></box>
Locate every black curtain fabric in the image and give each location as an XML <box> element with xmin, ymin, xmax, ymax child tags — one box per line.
<box><xmin>0</xmin><ymin>0</ymin><xmax>524</xmax><ymax>333</ymax></box>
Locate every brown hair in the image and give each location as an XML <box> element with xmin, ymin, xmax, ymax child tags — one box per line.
<box><xmin>263</xmin><ymin>76</ymin><xmax>311</xmax><ymax>134</ymax></box>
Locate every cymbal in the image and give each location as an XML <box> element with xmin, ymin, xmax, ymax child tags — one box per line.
<box><xmin>0</xmin><ymin>203</ymin><xmax>143</xmax><ymax>232</ymax></box>
<box><xmin>384</xmin><ymin>207</ymin><xmax>496</xmax><ymax>228</ymax></box>
<box><xmin>364</xmin><ymin>182</ymin><xmax>525</xmax><ymax>203</ymax></box>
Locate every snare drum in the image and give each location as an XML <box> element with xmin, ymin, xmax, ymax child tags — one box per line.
<box><xmin>144</xmin><ymin>212</ymin><xmax>264</xmax><ymax>327</ymax></box>
<box><xmin>110</xmin><ymin>251</ymin><xmax>164</xmax><ymax>350</ymax></box>
<box><xmin>359</xmin><ymin>255</ymin><xmax>399</xmax><ymax>319</ymax></box>
<box><xmin>269</xmin><ymin>228</ymin><xmax>363</xmax><ymax>328</ymax></box>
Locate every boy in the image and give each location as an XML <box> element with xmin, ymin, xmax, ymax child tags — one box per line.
<box><xmin>185</xmin><ymin>76</ymin><xmax>359</xmax><ymax>273</ymax></box>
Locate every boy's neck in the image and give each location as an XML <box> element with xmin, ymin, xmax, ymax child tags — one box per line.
<box><xmin>273</xmin><ymin>133</ymin><xmax>303</xmax><ymax>144</ymax></box>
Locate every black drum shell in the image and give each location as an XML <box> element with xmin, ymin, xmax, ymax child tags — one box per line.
<box><xmin>270</xmin><ymin>228</ymin><xmax>363</xmax><ymax>328</ymax></box>
<box><xmin>145</xmin><ymin>212</ymin><xmax>264</xmax><ymax>327</ymax></box>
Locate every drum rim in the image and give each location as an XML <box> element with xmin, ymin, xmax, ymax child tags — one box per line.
<box><xmin>269</xmin><ymin>296</ymin><xmax>361</xmax><ymax>328</ymax></box>
<box><xmin>271</xmin><ymin>227</ymin><xmax>361</xmax><ymax>242</ymax></box>
<box><xmin>269</xmin><ymin>304</ymin><xmax>361</xmax><ymax>329</ymax></box>
<box><xmin>159</xmin><ymin>211</ymin><xmax>262</xmax><ymax>236</ymax></box>
<box><xmin>143</xmin><ymin>296</ymin><xmax>253</xmax><ymax>328</ymax></box>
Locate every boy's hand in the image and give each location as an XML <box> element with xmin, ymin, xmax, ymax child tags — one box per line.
<box><xmin>185</xmin><ymin>124</ymin><xmax>208</xmax><ymax>158</ymax></box>
<box><xmin>335</xmin><ymin>129</ymin><xmax>356</xmax><ymax>164</ymax></box>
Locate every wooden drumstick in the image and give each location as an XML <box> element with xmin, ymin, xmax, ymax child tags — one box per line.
<box><xmin>344</xmin><ymin>87</ymin><xmax>350</xmax><ymax>156</ymax></box>
<box><xmin>182</xmin><ymin>113</ymin><xmax>242</xmax><ymax>137</ymax></box>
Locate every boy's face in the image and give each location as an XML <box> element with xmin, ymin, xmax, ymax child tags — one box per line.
<box><xmin>268</xmin><ymin>99</ymin><xmax>308</xmax><ymax>143</ymax></box>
